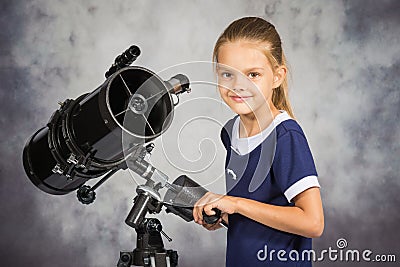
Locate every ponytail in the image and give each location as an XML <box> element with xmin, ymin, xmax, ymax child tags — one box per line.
<box><xmin>272</xmin><ymin>52</ymin><xmax>294</xmax><ymax>118</ymax></box>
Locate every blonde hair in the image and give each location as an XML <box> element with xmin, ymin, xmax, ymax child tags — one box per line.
<box><xmin>213</xmin><ymin>17</ymin><xmax>295</xmax><ymax>118</ymax></box>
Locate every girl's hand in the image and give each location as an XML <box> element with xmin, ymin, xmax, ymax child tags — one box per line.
<box><xmin>201</xmin><ymin>217</ymin><xmax>224</xmax><ymax>231</ymax></box>
<box><xmin>193</xmin><ymin>192</ymin><xmax>237</xmax><ymax>225</ymax></box>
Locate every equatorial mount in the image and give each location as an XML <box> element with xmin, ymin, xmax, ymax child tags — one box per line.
<box><xmin>119</xmin><ymin>183</ymin><xmax>178</xmax><ymax>267</ymax></box>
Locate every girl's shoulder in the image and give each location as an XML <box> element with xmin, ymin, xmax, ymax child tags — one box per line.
<box><xmin>275</xmin><ymin>118</ymin><xmax>306</xmax><ymax>138</ymax></box>
<box><xmin>219</xmin><ymin>115</ymin><xmax>238</xmax><ymax>149</ymax></box>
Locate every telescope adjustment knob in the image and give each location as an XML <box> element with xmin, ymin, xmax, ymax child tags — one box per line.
<box><xmin>77</xmin><ymin>185</ymin><xmax>96</xmax><ymax>204</ymax></box>
<box><xmin>146</xmin><ymin>218</ymin><xmax>173</xmax><ymax>242</ymax></box>
<box><xmin>202</xmin><ymin>208</ymin><xmax>222</xmax><ymax>225</ymax></box>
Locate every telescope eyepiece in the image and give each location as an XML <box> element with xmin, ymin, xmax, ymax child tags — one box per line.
<box><xmin>166</xmin><ymin>74</ymin><xmax>191</xmax><ymax>95</ymax></box>
<box><xmin>105</xmin><ymin>45</ymin><xmax>141</xmax><ymax>78</ymax></box>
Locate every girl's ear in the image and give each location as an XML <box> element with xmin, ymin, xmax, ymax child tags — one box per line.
<box><xmin>272</xmin><ymin>66</ymin><xmax>287</xmax><ymax>88</ymax></box>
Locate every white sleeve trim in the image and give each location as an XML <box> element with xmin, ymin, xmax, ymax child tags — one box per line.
<box><xmin>284</xmin><ymin>175</ymin><xmax>320</xmax><ymax>203</ymax></box>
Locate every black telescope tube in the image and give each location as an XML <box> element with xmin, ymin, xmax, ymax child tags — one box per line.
<box><xmin>23</xmin><ymin>66</ymin><xmax>181</xmax><ymax>195</ymax></box>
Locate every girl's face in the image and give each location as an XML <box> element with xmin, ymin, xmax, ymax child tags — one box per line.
<box><xmin>216</xmin><ymin>40</ymin><xmax>284</xmax><ymax>117</ymax></box>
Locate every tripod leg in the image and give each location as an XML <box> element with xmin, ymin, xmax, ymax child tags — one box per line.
<box><xmin>150</xmin><ymin>255</ymin><xmax>156</xmax><ymax>267</ymax></box>
<box><xmin>166</xmin><ymin>250</ymin><xmax>178</xmax><ymax>267</ymax></box>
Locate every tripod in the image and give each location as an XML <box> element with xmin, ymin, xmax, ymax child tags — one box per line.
<box><xmin>76</xmin><ymin>145</ymin><xmax>223</xmax><ymax>266</ymax></box>
<box><xmin>117</xmin><ymin>185</ymin><xmax>178</xmax><ymax>267</ymax></box>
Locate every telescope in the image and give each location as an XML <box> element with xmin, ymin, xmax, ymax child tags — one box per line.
<box><xmin>22</xmin><ymin>45</ymin><xmax>226</xmax><ymax>267</ymax></box>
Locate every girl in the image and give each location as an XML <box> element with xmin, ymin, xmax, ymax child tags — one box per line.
<box><xmin>193</xmin><ymin>17</ymin><xmax>324</xmax><ymax>266</ymax></box>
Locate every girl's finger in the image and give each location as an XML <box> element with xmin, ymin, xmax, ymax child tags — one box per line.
<box><xmin>198</xmin><ymin>209</ymin><xmax>203</xmax><ymax>223</ymax></box>
<box><xmin>204</xmin><ymin>204</ymin><xmax>216</xmax><ymax>216</ymax></box>
<box><xmin>193</xmin><ymin>206</ymin><xmax>201</xmax><ymax>223</ymax></box>
<box><xmin>197</xmin><ymin>207</ymin><xmax>204</xmax><ymax>224</ymax></box>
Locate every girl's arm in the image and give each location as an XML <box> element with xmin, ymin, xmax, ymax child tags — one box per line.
<box><xmin>193</xmin><ymin>187</ymin><xmax>324</xmax><ymax>238</ymax></box>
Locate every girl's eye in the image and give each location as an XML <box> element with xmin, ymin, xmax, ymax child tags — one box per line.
<box><xmin>248</xmin><ymin>72</ymin><xmax>260</xmax><ymax>79</ymax></box>
<box><xmin>220</xmin><ymin>72</ymin><xmax>233</xmax><ymax>79</ymax></box>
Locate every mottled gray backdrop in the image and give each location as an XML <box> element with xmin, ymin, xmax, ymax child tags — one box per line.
<box><xmin>1</xmin><ymin>0</ymin><xmax>399</xmax><ymax>266</ymax></box>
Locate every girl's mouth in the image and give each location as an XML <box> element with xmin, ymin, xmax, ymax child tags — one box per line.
<box><xmin>230</xmin><ymin>96</ymin><xmax>251</xmax><ymax>103</ymax></box>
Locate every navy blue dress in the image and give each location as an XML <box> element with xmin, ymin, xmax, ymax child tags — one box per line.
<box><xmin>221</xmin><ymin>114</ymin><xmax>319</xmax><ymax>267</ymax></box>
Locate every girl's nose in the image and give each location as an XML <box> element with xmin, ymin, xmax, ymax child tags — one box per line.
<box><xmin>232</xmin><ymin>76</ymin><xmax>250</xmax><ymax>93</ymax></box>
<box><xmin>232</xmin><ymin>87</ymin><xmax>245</xmax><ymax>92</ymax></box>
